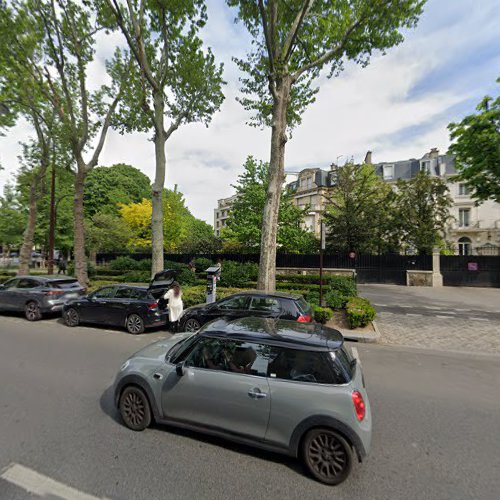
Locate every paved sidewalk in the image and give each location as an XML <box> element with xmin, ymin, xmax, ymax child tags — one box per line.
<box><xmin>359</xmin><ymin>285</ymin><xmax>500</xmax><ymax>354</ymax></box>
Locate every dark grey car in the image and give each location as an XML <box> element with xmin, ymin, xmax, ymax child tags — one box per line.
<box><xmin>113</xmin><ymin>317</ymin><xmax>372</xmax><ymax>485</ymax></box>
<box><xmin>0</xmin><ymin>275</ymin><xmax>85</xmax><ymax>321</ymax></box>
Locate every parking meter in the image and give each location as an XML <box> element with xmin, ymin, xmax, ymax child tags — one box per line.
<box><xmin>205</xmin><ymin>265</ymin><xmax>221</xmax><ymax>304</ymax></box>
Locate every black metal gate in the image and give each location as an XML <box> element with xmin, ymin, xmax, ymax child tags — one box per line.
<box><xmin>441</xmin><ymin>256</ymin><xmax>500</xmax><ymax>287</ymax></box>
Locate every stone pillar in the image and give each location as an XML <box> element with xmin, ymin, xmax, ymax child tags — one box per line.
<box><xmin>432</xmin><ymin>247</ymin><xmax>443</xmax><ymax>287</ymax></box>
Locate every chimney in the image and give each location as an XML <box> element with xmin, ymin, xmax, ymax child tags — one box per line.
<box><xmin>364</xmin><ymin>151</ymin><xmax>372</xmax><ymax>164</ymax></box>
<box><xmin>429</xmin><ymin>147</ymin><xmax>439</xmax><ymax>159</ymax></box>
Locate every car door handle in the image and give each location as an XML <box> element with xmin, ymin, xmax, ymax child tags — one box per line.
<box><xmin>248</xmin><ymin>388</ymin><xmax>267</xmax><ymax>399</ymax></box>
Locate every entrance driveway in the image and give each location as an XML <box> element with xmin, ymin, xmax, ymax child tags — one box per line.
<box><xmin>359</xmin><ymin>285</ymin><xmax>500</xmax><ymax>354</ymax></box>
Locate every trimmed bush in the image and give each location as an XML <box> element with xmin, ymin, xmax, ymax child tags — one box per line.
<box><xmin>313</xmin><ymin>305</ymin><xmax>333</xmax><ymax>324</ymax></box>
<box><xmin>136</xmin><ymin>259</ymin><xmax>152</xmax><ymax>271</ymax></box>
<box><xmin>346</xmin><ymin>297</ymin><xmax>376</xmax><ymax>329</ymax></box>
<box><xmin>67</xmin><ymin>261</ymin><xmax>97</xmax><ymax>278</ymax></box>
<box><xmin>176</xmin><ymin>267</ymin><xmax>196</xmax><ymax>286</ymax></box>
<box><xmin>329</xmin><ymin>275</ymin><xmax>357</xmax><ymax>297</ymax></box>
<box><xmin>182</xmin><ymin>286</ymin><xmax>207</xmax><ymax>308</ymax></box>
<box><xmin>324</xmin><ymin>290</ymin><xmax>349</xmax><ymax>310</ymax></box>
<box><xmin>118</xmin><ymin>270</ymin><xmax>150</xmax><ymax>283</ymax></box>
<box><xmin>109</xmin><ymin>256</ymin><xmax>140</xmax><ymax>271</ymax></box>
<box><xmin>219</xmin><ymin>260</ymin><xmax>258</xmax><ymax>288</ymax></box>
<box><xmin>193</xmin><ymin>257</ymin><xmax>214</xmax><ymax>273</ymax></box>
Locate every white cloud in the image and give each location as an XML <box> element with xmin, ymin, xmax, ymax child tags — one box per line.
<box><xmin>1</xmin><ymin>0</ymin><xmax>499</xmax><ymax>225</ymax></box>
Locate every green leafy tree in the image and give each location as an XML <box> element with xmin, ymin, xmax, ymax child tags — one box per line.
<box><xmin>448</xmin><ymin>80</ymin><xmax>500</xmax><ymax>203</ymax></box>
<box><xmin>0</xmin><ymin>184</ymin><xmax>26</xmax><ymax>253</ymax></box>
<box><xmin>323</xmin><ymin>163</ymin><xmax>396</xmax><ymax>254</ymax></box>
<box><xmin>228</xmin><ymin>0</ymin><xmax>425</xmax><ymax>291</ymax></box>
<box><xmin>100</xmin><ymin>0</ymin><xmax>225</xmax><ymax>276</ymax></box>
<box><xmin>395</xmin><ymin>171</ymin><xmax>453</xmax><ymax>255</ymax></box>
<box><xmin>180</xmin><ymin>217</ymin><xmax>221</xmax><ymax>254</ymax></box>
<box><xmin>1</xmin><ymin>0</ymin><xmax>132</xmax><ymax>284</ymax></box>
<box><xmin>223</xmin><ymin>156</ymin><xmax>317</xmax><ymax>252</ymax></box>
<box><xmin>84</xmin><ymin>164</ymin><xmax>152</xmax><ymax>218</ymax></box>
<box><xmin>85</xmin><ymin>212</ymin><xmax>133</xmax><ymax>258</ymax></box>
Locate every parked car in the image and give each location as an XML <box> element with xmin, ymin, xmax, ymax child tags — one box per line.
<box><xmin>0</xmin><ymin>275</ymin><xmax>85</xmax><ymax>321</ymax></box>
<box><xmin>114</xmin><ymin>317</ymin><xmax>371</xmax><ymax>485</ymax></box>
<box><xmin>180</xmin><ymin>291</ymin><xmax>313</xmax><ymax>332</ymax></box>
<box><xmin>63</xmin><ymin>273</ymin><xmax>176</xmax><ymax>334</ymax></box>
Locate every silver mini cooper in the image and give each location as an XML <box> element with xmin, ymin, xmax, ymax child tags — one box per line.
<box><xmin>113</xmin><ymin>317</ymin><xmax>372</xmax><ymax>485</ymax></box>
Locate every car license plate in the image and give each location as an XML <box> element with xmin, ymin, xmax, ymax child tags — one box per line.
<box><xmin>65</xmin><ymin>293</ymin><xmax>78</xmax><ymax>299</ymax></box>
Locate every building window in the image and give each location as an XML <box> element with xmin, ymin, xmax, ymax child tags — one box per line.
<box><xmin>420</xmin><ymin>160</ymin><xmax>431</xmax><ymax>173</ymax></box>
<box><xmin>216</xmin><ymin>221</ymin><xmax>219</xmax><ymax>228</ymax></box>
<box><xmin>307</xmin><ymin>176</ymin><xmax>313</xmax><ymax>189</ymax></box>
<box><xmin>458</xmin><ymin>183</ymin><xmax>470</xmax><ymax>196</ymax></box>
<box><xmin>458</xmin><ymin>237</ymin><xmax>472</xmax><ymax>256</ymax></box>
<box><xmin>459</xmin><ymin>208</ymin><xmax>470</xmax><ymax>227</ymax></box>
<box><xmin>383</xmin><ymin>164</ymin><xmax>394</xmax><ymax>180</ymax></box>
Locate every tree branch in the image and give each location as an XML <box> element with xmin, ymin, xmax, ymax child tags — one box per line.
<box><xmin>291</xmin><ymin>18</ymin><xmax>363</xmax><ymax>81</ymax></box>
<box><xmin>282</xmin><ymin>0</ymin><xmax>315</xmax><ymax>63</ymax></box>
<box><xmin>258</xmin><ymin>0</ymin><xmax>277</xmax><ymax>100</ymax></box>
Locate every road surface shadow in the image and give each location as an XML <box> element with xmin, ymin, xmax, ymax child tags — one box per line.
<box><xmin>99</xmin><ymin>385</ymin><xmax>303</xmax><ymax>476</ymax></box>
<box><xmin>54</xmin><ymin>315</ymin><xmax>166</xmax><ymax>335</ymax></box>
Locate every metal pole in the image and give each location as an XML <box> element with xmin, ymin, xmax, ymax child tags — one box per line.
<box><xmin>47</xmin><ymin>163</ymin><xmax>56</xmax><ymax>274</ymax></box>
<box><xmin>320</xmin><ymin>221</ymin><xmax>325</xmax><ymax>307</ymax></box>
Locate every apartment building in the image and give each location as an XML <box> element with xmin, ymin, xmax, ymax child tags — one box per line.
<box><xmin>213</xmin><ymin>195</ymin><xmax>237</xmax><ymax>237</ymax></box>
<box><xmin>373</xmin><ymin>148</ymin><xmax>500</xmax><ymax>255</ymax></box>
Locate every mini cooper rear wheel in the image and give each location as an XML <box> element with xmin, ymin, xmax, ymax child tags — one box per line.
<box><xmin>64</xmin><ymin>308</ymin><xmax>80</xmax><ymax>327</ymax></box>
<box><xmin>25</xmin><ymin>301</ymin><xmax>42</xmax><ymax>321</ymax></box>
<box><xmin>302</xmin><ymin>428</ymin><xmax>353</xmax><ymax>485</ymax></box>
<box><xmin>119</xmin><ymin>386</ymin><xmax>151</xmax><ymax>431</ymax></box>
<box><xmin>126</xmin><ymin>314</ymin><xmax>145</xmax><ymax>334</ymax></box>
<box><xmin>184</xmin><ymin>318</ymin><xmax>201</xmax><ymax>332</ymax></box>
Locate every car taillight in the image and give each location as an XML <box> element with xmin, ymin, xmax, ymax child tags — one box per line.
<box><xmin>148</xmin><ymin>302</ymin><xmax>158</xmax><ymax>310</ymax></box>
<box><xmin>43</xmin><ymin>290</ymin><xmax>65</xmax><ymax>296</ymax></box>
<box><xmin>352</xmin><ymin>390</ymin><xmax>365</xmax><ymax>421</ymax></box>
<box><xmin>297</xmin><ymin>314</ymin><xmax>312</xmax><ymax>323</ymax></box>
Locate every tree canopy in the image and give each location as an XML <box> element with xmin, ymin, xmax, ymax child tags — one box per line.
<box><xmin>84</xmin><ymin>164</ymin><xmax>152</xmax><ymax>218</ymax></box>
<box><xmin>448</xmin><ymin>80</ymin><xmax>500</xmax><ymax>203</ymax></box>
<box><xmin>223</xmin><ymin>156</ymin><xmax>318</xmax><ymax>253</ymax></box>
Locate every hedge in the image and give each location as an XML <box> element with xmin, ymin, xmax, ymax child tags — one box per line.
<box><xmin>346</xmin><ymin>297</ymin><xmax>376</xmax><ymax>328</ymax></box>
<box><xmin>313</xmin><ymin>306</ymin><xmax>333</xmax><ymax>324</ymax></box>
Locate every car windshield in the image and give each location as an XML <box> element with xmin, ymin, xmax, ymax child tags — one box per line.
<box><xmin>296</xmin><ymin>297</ymin><xmax>311</xmax><ymax>314</ymax></box>
<box><xmin>167</xmin><ymin>334</ymin><xmax>198</xmax><ymax>363</ymax></box>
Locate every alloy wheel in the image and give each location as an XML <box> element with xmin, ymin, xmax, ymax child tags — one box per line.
<box><xmin>25</xmin><ymin>302</ymin><xmax>41</xmax><ymax>321</ymax></box>
<box><xmin>126</xmin><ymin>314</ymin><xmax>144</xmax><ymax>334</ymax></box>
<box><xmin>65</xmin><ymin>308</ymin><xmax>79</xmax><ymax>327</ymax></box>
<box><xmin>304</xmin><ymin>429</ymin><xmax>352</xmax><ymax>485</ymax></box>
<box><xmin>184</xmin><ymin>318</ymin><xmax>200</xmax><ymax>332</ymax></box>
<box><xmin>119</xmin><ymin>387</ymin><xmax>151</xmax><ymax>431</ymax></box>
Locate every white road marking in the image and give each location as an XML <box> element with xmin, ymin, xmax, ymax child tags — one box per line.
<box><xmin>373</xmin><ymin>303</ymin><xmax>388</xmax><ymax>307</ymax></box>
<box><xmin>455</xmin><ymin>308</ymin><xmax>472</xmax><ymax>312</ymax></box>
<box><xmin>0</xmin><ymin>463</ymin><xmax>109</xmax><ymax>500</ymax></box>
<box><xmin>423</xmin><ymin>306</ymin><xmax>443</xmax><ymax>310</ymax></box>
<box><xmin>406</xmin><ymin>313</ymin><xmax>422</xmax><ymax>317</ymax></box>
<box><xmin>469</xmin><ymin>317</ymin><xmax>489</xmax><ymax>322</ymax></box>
<box><xmin>399</xmin><ymin>305</ymin><xmax>412</xmax><ymax>308</ymax></box>
<box><xmin>436</xmin><ymin>315</ymin><xmax>455</xmax><ymax>319</ymax></box>
<box><xmin>435</xmin><ymin>312</ymin><xmax>456</xmax><ymax>316</ymax></box>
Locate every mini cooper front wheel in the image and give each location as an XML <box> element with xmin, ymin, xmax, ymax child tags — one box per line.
<box><xmin>119</xmin><ymin>386</ymin><xmax>151</xmax><ymax>431</ymax></box>
<box><xmin>126</xmin><ymin>314</ymin><xmax>145</xmax><ymax>334</ymax></box>
<box><xmin>302</xmin><ymin>428</ymin><xmax>353</xmax><ymax>485</ymax></box>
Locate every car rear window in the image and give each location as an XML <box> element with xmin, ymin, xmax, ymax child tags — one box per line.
<box><xmin>49</xmin><ymin>279</ymin><xmax>79</xmax><ymax>289</ymax></box>
<box><xmin>329</xmin><ymin>347</ymin><xmax>354</xmax><ymax>382</ymax></box>
<box><xmin>296</xmin><ymin>297</ymin><xmax>311</xmax><ymax>314</ymax></box>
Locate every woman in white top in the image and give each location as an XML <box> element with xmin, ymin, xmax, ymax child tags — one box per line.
<box><xmin>163</xmin><ymin>282</ymin><xmax>183</xmax><ymax>332</ymax></box>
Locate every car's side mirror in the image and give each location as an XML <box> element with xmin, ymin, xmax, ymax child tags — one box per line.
<box><xmin>175</xmin><ymin>362</ymin><xmax>185</xmax><ymax>377</ymax></box>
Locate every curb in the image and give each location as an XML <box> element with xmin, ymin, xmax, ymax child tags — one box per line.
<box><xmin>341</xmin><ymin>320</ymin><xmax>381</xmax><ymax>344</ymax></box>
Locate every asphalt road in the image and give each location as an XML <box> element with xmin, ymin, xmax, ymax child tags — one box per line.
<box><xmin>1</xmin><ymin>315</ymin><xmax>499</xmax><ymax>500</ymax></box>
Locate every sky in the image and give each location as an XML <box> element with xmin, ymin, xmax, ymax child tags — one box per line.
<box><xmin>0</xmin><ymin>0</ymin><xmax>499</xmax><ymax>224</ymax></box>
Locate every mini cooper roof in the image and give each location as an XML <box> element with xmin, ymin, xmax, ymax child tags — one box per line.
<box><xmin>198</xmin><ymin>317</ymin><xmax>344</xmax><ymax>352</ymax></box>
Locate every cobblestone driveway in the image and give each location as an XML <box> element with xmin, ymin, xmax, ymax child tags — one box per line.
<box><xmin>360</xmin><ymin>285</ymin><xmax>500</xmax><ymax>354</ymax></box>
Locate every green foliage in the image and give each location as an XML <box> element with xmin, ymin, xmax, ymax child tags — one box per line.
<box><xmin>346</xmin><ymin>297</ymin><xmax>376</xmax><ymax>329</ymax></box>
<box><xmin>182</xmin><ymin>286</ymin><xmax>207</xmax><ymax>308</ymax></box>
<box><xmin>0</xmin><ymin>184</ymin><xmax>26</xmax><ymax>250</ymax></box>
<box><xmin>324</xmin><ymin>163</ymin><xmax>397</xmax><ymax>254</ymax></box>
<box><xmin>448</xmin><ymin>81</ymin><xmax>500</xmax><ymax>203</ymax></box>
<box><xmin>84</xmin><ymin>164</ymin><xmax>151</xmax><ymax>218</ymax></box>
<box><xmin>324</xmin><ymin>290</ymin><xmax>349</xmax><ymax>310</ymax></box>
<box><xmin>118</xmin><ymin>270</ymin><xmax>149</xmax><ymax>283</ymax></box>
<box><xmin>223</xmin><ymin>156</ymin><xmax>317</xmax><ymax>252</ymax></box>
<box><xmin>67</xmin><ymin>260</ymin><xmax>97</xmax><ymax>278</ymax></box>
<box><xmin>109</xmin><ymin>256</ymin><xmax>141</xmax><ymax>271</ymax></box>
<box><xmin>228</xmin><ymin>0</ymin><xmax>425</xmax><ymax>130</ymax></box>
<box><xmin>313</xmin><ymin>306</ymin><xmax>333</xmax><ymax>325</ymax></box>
<box><xmin>219</xmin><ymin>260</ymin><xmax>259</xmax><ymax>288</ymax></box>
<box><xmin>180</xmin><ymin>217</ymin><xmax>221</xmax><ymax>254</ymax></box>
<box><xmin>193</xmin><ymin>257</ymin><xmax>214</xmax><ymax>272</ymax></box>
<box><xmin>395</xmin><ymin>171</ymin><xmax>453</xmax><ymax>255</ymax></box>
<box><xmin>329</xmin><ymin>275</ymin><xmax>357</xmax><ymax>298</ymax></box>
<box><xmin>85</xmin><ymin>213</ymin><xmax>133</xmax><ymax>254</ymax></box>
